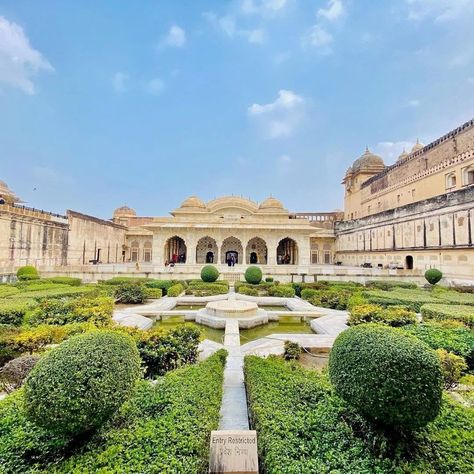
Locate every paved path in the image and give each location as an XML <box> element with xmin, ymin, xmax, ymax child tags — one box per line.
<box><xmin>219</xmin><ymin>319</ymin><xmax>249</xmax><ymax>430</ymax></box>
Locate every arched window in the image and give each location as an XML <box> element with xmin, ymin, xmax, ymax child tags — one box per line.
<box><xmin>143</xmin><ymin>241</ymin><xmax>152</xmax><ymax>262</ymax></box>
<box><xmin>130</xmin><ymin>241</ymin><xmax>139</xmax><ymax>262</ymax></box>
<box><xmin>245</xmin><ymin>237</ymin><xmax>267</xmax><ymax>264</ymax></box>
<box><xmin>462</xmin><ymin>165</ymin><xmax>474</xmax><ymax>186</ymax></box>
<box><xmin>196</xmin><ymin>236</ymin><xmax>218</xmax><ymax>264</ymax></box>
<box><xmin>445</xmin><ymin>172</ymin><xmax>457</xmax><ymax>189</ymax></box>
<box><xmin>165</xmin><ymin>236</ymin><xmax>187</xmax><ymax>264</ymax></box>
<box><xmin>221</xmin><ymin>237</ymin><xmax>243</xmax><ymax>265</ymax></box>
<box><xmin>277</xmin><ymin>238</ymin><xmax>298</xmax><ymax>265</ymax></box>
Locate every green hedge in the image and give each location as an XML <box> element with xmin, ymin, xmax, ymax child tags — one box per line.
<box><xmin>244</xmin><ymin>355</ymin><xmax>474</xmax><ymax>472</ymax></box>
<box><xmin>329</xmin><ymin>324</ymin><xmax>442</xmax><ymax>430</ymax></box>
<box><xmin>421</xmin><ymin>303</ymin><xmax>474</xmax><ymax>328</ymax></box>
<box><xmin>0</xmin><ymin>350</ymin><xmax>227</xmax><ymax>473</ymax></box>
<box><xmin>184</xmin><ymin>282</ymin><xmax>228</xmax><ymax>296</ymax></box>
<box><xmin>16</xmin><ymin>266</ymin><xmax>39</xmax><ymax>281</ymax></box>
<box><xmin>267</xmin><ymin>285</ymin><xmax>295</xmax><ymax>298</ymax></box>
<box><xmin>42</xmin><ymin>277</ymin><xmax>82</xmax><ymax>286</ymax></box>
<box><xmin>349</xmin><ymin>304</ymin><xmax>417</xmax><ymax>327</ymax></box>
<box><xmin>245</xmin><ymin>266</ymin><xmax>262</xmax><ymax>285</ymax></box>
<box><xmin>0</xmin><ymin>301</ymin><xmax>36</xmax><ymax>326</ymax></box>
<box><xmin>304</xmin><ymin>289</ymin><xmax>352</xmax><ymax>310</ymax></box>
<box><xmin>6</xmin><ymin>286</ymin><xmax>96</xmax><ymax>301</ymax></box>
<box><xmin>167</xmin><ymin>283</ymin><xmax>184</xmax><ymax>297</ymax></box>
<box><xmin>28</xmin><ymin>296</ymin><xmax>113</xmax><ymax>327</ymax></box>
<box><xmin>24</xmin><ymin>331</ymin><xmax>142</xmax><ymax>436</ymax></box>
<box><xmin>144</xmin><ymin>287</ymin><xmax>162</xmax><ymax>299</ymax></box>
<box><xmin>363</xmin><ymin>288</ymin><xmax>439</xmax><ymax>312</ymax></box>
<box><xmin>237</xmin><ymin>286</ymin><xmax>258</xmax><ymax>296</ymax></box>
<box><xmin>403</xmin><ymin>322</ymin><xmax>474</xmax><ymax>368</ymax></box>
<box><xmin>200</xmin><ymin>265</ymin><xmax>219</xmax><ymax>282</ymax></box>
<box><xmin>365</xmin><ymin>280</ymin><xmax>418</xmax><ymax>290</ymax></box>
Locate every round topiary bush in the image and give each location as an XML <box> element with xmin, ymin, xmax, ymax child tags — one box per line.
<box><xmin>16</xmin><ymin>265</ymin><xmax>39</xmax><ymax>281</ymax></box>
<box><xmin>245</xmin><ymin>266</ymin><xmax>262</xmax><ymax>285</ymax></box>
<box><xmin>201</xmin><ymin>265</ymin><xmax>219</xmax><ymax>283</ymax></box>
<box><xmin>328</xmin><ymin>324</ymin><xmax>443</xmax><ymax>430</ymax></box>
<box><xmin>425</xmin><ymin>268</ymin><xmax>443</xmax><ymax>285</ymax></box>
<box><xmin>24</xmin><ymin>330</ymin><xmax>141</xmax><ymax>436</ymax></box>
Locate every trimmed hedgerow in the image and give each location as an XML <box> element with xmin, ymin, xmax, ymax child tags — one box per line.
<box><xmin>16</xmin><ymin>266</ymin><xmax>39</xmax><ymax>281</ymax></box>
<box><xmin>0</xmin><ymin>350</ymin><xmax>227</xmax><ymax>474</ymax></box>
<box><xmin>24</xmin><ymin>330</ymin><xmax>141</xmax><ymax>436</ymax></box>
<box><xmin>200</xmin><ymin>265</ymin><xmax>219</xmax><ymax>282</ymax></box>
<box><xmin>6</xmin><ymin>286</ymin><xmax>96</xmax><ymax>301</ymax></box>
<box><xmin>167</xmin><ymin>283</ymin><xmax>184</xmax><ymax>297</ymax></box>
<box><xmin>28</xmin><ymin>296</ymin><xmax>113</xmax><ymax>327</ymax></box>
<box><xmin>42</xmin><ymin>277</ymin><xmax>82</xmax><ymax>286</ymax></box>
<box><xmin>114</xmin><ymin>283</ymin><xmax>147</xmax><ymax>304</ymax></box>
<box><xmin>136</xmin><ymin>325</ymin><xmax>201</xmax><ymax>378</ymax></box>
<box><xmin>365</xmin><ymin>280</ymin><xmax>418</xmax><ymax>290</ymax></box>
<box><xmin>143</xmin><ymin>287</ymin><xmax>162</xmax><ymax>299</ymax></box>
<box><xmin>329</xmin><ymin>324</ymin><xmax>442</xmax><ymax>430</ymax></box>
<box><xmin>185</xmin><ymin>282</ymin><xmax>228</xmax><ymax>297</ymax></box>
<box><xmin>244</xmin><ymin>355</ymin><xmax>474</xmax><ymax>473</ymax></box>
<box><xmin>267</xmin><ymin>285</ymin><xmax>295</xmax><ymax>298</ymax></box>
<box><xmin>0</xmin><ymin>300</ymin><xmax>35</xmax><ymax>326</ymax></box>
<box><xmin>363</xmin><ymin>288</ymin><xmax>439</xmax><ymax>312</ymax></box>
<box><xmin>245</xmin><ymin>266</ymin><xmax>262</xmax><ymax>285</ymax></box>
<box><xmin>421</xmin><ymin>303</ymin><xmax>474</xmax><ymax>328</ymax></box>
<box><xmin>237</xmin><ymin>285</ymin><xmax>259</xmax><ymax>296</ymax></box>
<box><xmin>348</xmin><ymin>304</ymin><xmax>417</xmax><ymax>327</ymax></box>
<box><xmin>304</xmin><ymin>289</ymin><xmax>352</xmax><ymax>310</ymax></box>
<box><xmin>403</xmin><ymin>321</ymin><xmax>474</xmax><ymax>369</ymax></box>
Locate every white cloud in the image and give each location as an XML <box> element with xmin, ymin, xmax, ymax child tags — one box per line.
<box><xmin>0</xmin><ymin>16</ymin><xmax>53</xmax><ymax>94</ymax></box>
<box><xmin>248</xmin><ymin>89</ymin><xmax>305</xmax><ymax>139</ymax></box>
<box><xmin>406</xmin><ymin>0</ymin><xmax>474</xmax><ymax>22</ymax></box>
<box><xmin>303</xmin><ymin>24</ymin><xmax>333</xmax><ymax>53</ymax></box>
<box><xmin>160</xmin><ymin>25</ymin><xmax>186</xmax><ymax>48</ymax></box>
<box><xmin>374</xmin><ymin>141</ymin><xmax>415</xmax><ymax>163</ymax></box>
<box><xmin>204</xmin><ymin>12</ymin><xmax>265</xmax><ymax>44</ymax></box>
<box><xmin>317</xmin><ymin>0</ymin><xmax>345</xmax><ymax>21</ymax></box>
<box><xmin>145</xmin><ymin>77</ymin><xmax>164</xmax><ymax>95</ymax></box>
<box><xmin>241</xmin><ymin>0</ymin><xmax>289</xmax><ymax>16</ymax></box>
<box><xmin>112</xmin><ymin>72</ymin><xmax>129</xmax><ymax>93</ymax></box>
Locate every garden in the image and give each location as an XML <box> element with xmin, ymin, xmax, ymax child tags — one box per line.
<box><xmin>1</xmin><ymin>264</ymin><xmax>473</xmax><ymax>472</ymax></box>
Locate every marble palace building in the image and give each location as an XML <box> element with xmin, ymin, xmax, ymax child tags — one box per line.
<box><xmin>1</xmin><ymin>117</ymin><xmax>474</xmax><ymax>283</ymax></box>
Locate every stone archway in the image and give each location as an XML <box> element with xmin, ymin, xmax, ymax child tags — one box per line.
<box><xmin>221</xmin><ymin>237</ymin><xmax>243</xmax><ymax>264</ymax></box>
<box><xmin>164</xmin><ymin>236</ymin><xmax>187</xmax><ymax>264</ymax></box>
<box><xmin>245</xmin><ymin>237</ymin><xmax>268</xmax><ymax>264</ymax></box>
<box><xmin>277</xmin><ymin>237</ymin><xmax>298</xmax><ymax>265</ymax></box>
<box><xmin>196</xmin><ymin>236</ymin><xmax>218</xmax><ymax>264</ymax></box>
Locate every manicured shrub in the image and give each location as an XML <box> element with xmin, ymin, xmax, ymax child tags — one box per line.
<box><xmin>167</xmin><ymin>283</ymin><xmax>184</xmax><ymax>297</ymax></box>
<box><xmin>245</xmin><ymin>266</ymin><xmax>262</xmax><ymax>285</ymax></box>
<box><xmin>349</xmin><ymin>304</ymin><xmax>417</xmax><ymax>327</ymax></box>
<box><xmin>24</xmin><ymin>330</ymin><xmax>141</xmax><ymax>436</ymax></box>
<box><xmin>0</xmin><ymin>286</ymin><xmax>21</xmax><ymax>298</ymax></box>
<box><xmin>365</xmin><ymin>280</ymin><xmax>418</xmax><ymax>290</ymax></box>
<box><xmin>16</xmin><ymin>266</ymin><xmax>39</xmax><ymax>281</ymax></box>
<box><xmin>7</xmin><ymin>285</ymin><xmax>95</xmax><ymax>301</ymax></box>
<box><xmin>436</xmin><ymin>349</ymin><xmax>467</xmax><ymax>390</ymax></box>
<box><xmin>0</xmin><ymin>355</ymin><xmax>40</xmax><ymax>393</ymax></box>
<box><xmin>346</xmin><ymin>292</ymin><xmax>367</xmax><ymax>310</ymax></box>
<box><xmin>0</xmin><ymin>301</ymin><xmax>33</xmax><ymax>326</ymax></box>
<box><xmin>136</xmin><ymin>325</ymin><xmax>201</xmax><ymax>378</ymax></box>
<box><xmin>200</xmin><ymin>265</ymin><xmax>219</xmax><ymax>282</ymax></box>
<box><xmin>283</xmin><ymin>340</ymin><xmax>300</xmax><ymax>360</ymax></box>
<box><xmin>307</xmin><ymin>289</ymin><xmax>351</xmax><ymax>310</ymax></box>
<box><xmin>425</xmin><ymin>268</ymin><xmax>443</xmax><ymax>285</ymax></box>
<box><xmin>329</xmin><ymin>324</ymin><xmax>443</xmax><ymax>430</ymax></box>
<box><xmin>301</xmin><ymin>288</ymin><xmax>319</xmax><ymax>300</ymax></box>
<box><xmin>185</xmin><ymin>281</ymin><xmax>228</xmax><ymax>296</ymax></box>
<box><xmin>238</xmin><ymin>285</ymin><xmax>259</xmax><ymax>296</ymax></box>
<box><xmin>403</xmin><ymin>321</ymin><xmax>474</xmax><ymax>369</ymax></box>
<box><xmin>268</xmin><ymin>285</ymin><xmax>296</xmax><ymax>298</ymax></box>
<box><xmin>363</xmin><ymin>288</ymin><xmax>438</xmax><ymax>312</ymax></box>
<box><xmin>43</xmin><ymin>277</ymin><xmax>82</xmax><ymax>286</ymax></box>
<box><xmin>114</xmin><ymin>283</ymin><xmax>146</xmax><ymax>304</ymax></box>
<box><xmin>144</xmin><ymin>287</ymin><xmax>162</xmax><ymax>299</ymax></box>
<box><xmin>265</xmin><ymin>277</ymin><xmax>274</xmax><ymax>282</ymax></box>
<box><xmin>421</xmin><ymin>303</ymin><xmax>474</xmax><ymax>328</ymax></box>
<box><xmin>144</xmin><ymin>279</ymin><xmax>174</xmax><ymax>295</ymax></box>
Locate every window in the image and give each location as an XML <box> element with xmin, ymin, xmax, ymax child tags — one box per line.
<box><xmin>462</xmin><ymin>166</ymin><xmax>474</xmax><ymax>186</ymax></box>
<box><xmin>445</xmin><ymin>172</ymin><xmax>457</xmax><ymax>189</ymax></box>
<box><xmin>311</xmin><ymin>251</ymin><xmax>319</xmax><ymax>264</ymax></box>
<box><xmin>324</xmin><ymin>251</ymin><xmax>331</xmax><ymax>264</ymax></box>
<box><xmin>143</xmin><ymin>241</ymin><xmax>152</xmax><ymax>262</ymax></box>
<box><xmin>130</xmin><ymin>241</ymin><xmax>139</xmax><ymax>262</ymax></box>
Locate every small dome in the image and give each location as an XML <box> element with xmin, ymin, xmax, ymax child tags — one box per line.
<box><xmin>180</xmin><ymin>196</ymin><xmax>206</xmax><ymax>209</ymax></box>
<box><xmin>113</xmin><ymin>205</ymin><xmax>137</xmax><ymax>217</ymax></box>
<box><xmin>352</xmin><ymin>147</ymin><xmax>385</xmax><ymax>171</ymax></box>
<box><xmin>397</xmin><ymin>149</ymin><xmax>408</xmax><ymax>162</ymax></box>
<box><xmin>411</xmin><ymin>139</ymin><xmax>423</xmax><ymax>153</ymax></box>
<box><xmin>259</xmin><ymin>196</ymin><xmax>284</xmax><ymax>210</ymax></box>
<box><xmin>0</xmin><ymin>179</ymin><xmax>21</xmax><ymax>203</ymax></box>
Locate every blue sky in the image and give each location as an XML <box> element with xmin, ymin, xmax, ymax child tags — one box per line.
<box><xmin>1</xmin><ymin>1</ymin><xmax>473</xmax><ymax>219</ymax></box>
